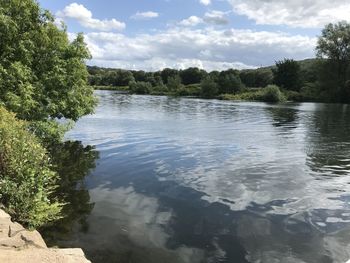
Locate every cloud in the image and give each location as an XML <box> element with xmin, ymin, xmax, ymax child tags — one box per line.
<box><xmin>203</xmin><ymin>10</ymin><xmax>229</xmax><ymax>25</ymax></box>
<box><xmin>199</xmin><ymin>0</ymin><xmax>211</xmax><ymax>6</ymax></box>
<box><xmin>131</xmin><ymin>11</ymin><xmax>159</xmax><ymax>20</ymax></box>
<box><xmin>178</xmin><ymin>11</ymin><xmax>229</xmax><ymax>27</ymax></box>
<box><xmin>79</xmin><ymin>27</ymin><xmax>316</xmax><ymax>71</ymax></box>
<box><xmin>179</xmin><ymin>16</ymin><xmax>203</xmax><ymax>27</ymax></box>
<box><xmin>228</xmin><ymin>0</ymin><xmax>350</xmax><ymax>28</ymax></box>
<box><xmin>57</xmin><ymin>3</ymin><xmax>125</xmax><ymax>31</ymax></box>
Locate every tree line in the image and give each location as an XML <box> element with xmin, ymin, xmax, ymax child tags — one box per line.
<box><xmin>89</xmin><ymin>21</ymin><xmax>350</xmax><ymax>104</ymax></box>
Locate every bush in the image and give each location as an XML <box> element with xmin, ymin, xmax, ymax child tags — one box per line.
<box><xmin>0</xmin><ymin>107</ymin><xmax>62</xmax><ymax>228</ymax></box>
<box><xmin>261</xmin><ymin>85</ymin><xmax>286</xmax><ymax>103</ymax></box>
<box><xmin>175</xmin><ymin>84</ymin><xmax>201</xmax><ymax>97</ymax></box>
<box><xmin>283</xmin><ymin>90</ymin><xmax>304</xmax><ymax>102</ymax></box>
<box><xmin>220</xmin><ymin>85</ymin><xmax>286</xmax><ymax>103</ymax></box>
<box><xmin>201</xmin><ymin>77</ymin><xmax>218</xmax><ymax>98</ymax></box>
<box><xmin>130</xmin><ymin>81</ymin><xmax>152</xmax><ymax>94</ymax></box>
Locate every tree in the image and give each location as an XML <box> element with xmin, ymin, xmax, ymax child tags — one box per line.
<box><xmin>316</xmin><ymin>22</ymin><xmax>350</xmax><ymax>102</ymax></box>
<box><xmin>273</xmin><ymin>59</ymin><xmax>301</xmax><ymax>91</ymax></box>
<box><xmin>130</xmin><ymin>81</ymin><xmax>151</xmax><ymax>94</ymax></box>
<box><xmin>255</xmin><ymin>68</ymin><xmax>273</xmax><ymax>87</ymax></box>
<box><xmin>160</xmin><ymin>68</ymin><xmax>179</xmax><ymax>84</ymax></box>
<box><xmin>0</xmin><ymin>0</ymin><xmax>97</xmax><ymax>122</ymax></box>
<box><xmin>180</xmin><ymin>67</ymin><xmax>207</xmax><ymax>85</ymax></box>
<box><xmin>201</xmin><ymin>76</ymin><xmax>218</xmax><ymax>98</ymax></box>
<box><xmin>167</xmin><ymin>75</ymin><xmax>183</xmax><ymax>92</ymax></box>
<box><xmin>218</xmin><ymin>70</ymin><xmax>243</xmax><ymax>94</ymax></box>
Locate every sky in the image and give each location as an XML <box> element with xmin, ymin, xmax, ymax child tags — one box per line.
<box><xmin>38</xmin><ymin>0</ymin><xmax>350</xmax><ymax>71</ymax></box>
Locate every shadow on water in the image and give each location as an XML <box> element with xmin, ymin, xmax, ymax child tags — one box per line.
<box><xmin>40</xmin><ymin>141</ymin><xmax>99</xmax><ymax>245</ymax></box>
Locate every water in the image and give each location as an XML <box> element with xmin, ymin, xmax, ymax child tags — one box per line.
<box><xmin>42</xmin><ymin>90</ymin><xmax>350</xmax><ymax>263</ymax></box>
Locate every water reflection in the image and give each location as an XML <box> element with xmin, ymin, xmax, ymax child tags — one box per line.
<box><xmin>41</xmin><ymin>141</ymin><xmax>99</xmax><ymax>244</ymax></box>
<box><xmin>44</xmin><ymin>91</ymin><xmax>350</xmax><ymax>263</ymax></box>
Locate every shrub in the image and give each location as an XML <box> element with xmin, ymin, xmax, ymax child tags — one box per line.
<box><xmin>220</xmin><ymin>85</ymin><xmax>286</xmax><ymax>103</ymax></box>
<box><xmin>130</xmin><ymin>81</ymin><xmax>152</xmax><ymax>94</ymax></box>
<box><xmin>0</xmin><ymin>107</ymin><xmax>62</xmax><ymax>228</ymax></box>
<box><xmin>201</xmin><ymin>77</ymin><xmax>218</xmax><ymax>98</ymax></box>
<box><xmin>283</xmin><ymin>90</ymin><xmax>304</xmax><ymax>102</ymax></box>
<box><xmin>261</xmin><ymin>85</ymin><xmax>286</xmax><ymax>103</ymax></box>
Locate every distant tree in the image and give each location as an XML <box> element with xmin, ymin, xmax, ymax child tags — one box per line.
<box><xmin>316</xmin><ymin>22</ymin><xmax>350</xmax><ymax>102</ymax></box>
<box><xmin>255</xmin><ymin>68</ymin><xmax>273</xmax><ymax>87</ymax></box>
<box><xmin>144</xmin><ymin>72</ymin><xmax>157</xmax><ymax>86</ymax></box>
<box><xmin>117</xmin><ymin>70</ymin><xmax>135</xmax><ymax>86</ymax></box>
<box><xmin>273</xmin><ymin>59</ymin><xmax>302</xmax><ymax>91</ymax></box>
<box><xmin>167</xmin><ymin>75</ymin><xmax>183</xmax><ymax>92</ymax></box>
<box><xmin>201</xmin><ymin>76</ymin><xmax>218</xmax><ymax>98</ymax></box>
<box><xmin>160</xmin><ymin>68</ymin><xmax>179</xmax><ymax>84</ymax></box>
<box><xmin>239</xmin><ymin>70</ymin><xmax>256</xmax><ymax>87</ymax></box>
<box><xmin>130</xmin><ymin>81</ymin><xmax>151</xmax><ymax>94</ymax></box>
<box><xmin>0</xmin><ymin>0</ymin><xmax>96</xmax><ymax>121</ymax></box>
<box><xmin>132</xmin><ymin>70</ymin><xmax>147</xmax><ymax>82</ymax></box>
<box><xmin>180</xmin><ymin>67</ymin><xmax>207</xmax><ymax>85</ymax></box>
<box><xmin>209</xmin><ymin>70</ymin><xmax>220</xmax><ymax>82</ymax></box>
<box><xmin>218</xmin><ymin>70</ymin><xmax>243</xmax><ymax>94</ymax></box>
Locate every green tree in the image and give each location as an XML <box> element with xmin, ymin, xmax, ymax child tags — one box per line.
<box><xmin>273</xmin><ymin>59</ymin><xmax>302</xmax><ymax>91</ymax></box>
<box><xmin>218</xmin><ymin>70</ymin><xmax>243</xmax><ymax>94</ymax></box>
<box><xmin>0</xmin><ymin>0</ymin><xmax>97</xmax><ymax>122</ymax></box>
<box><xmin>201</xmin><ymin>76</ymin><xmax>218</xmax><ymax>98</ymax></box>
<box><xmin>167</xmin><ymin>75</ymin><xmax>183</xmax><ymax>92</ymax></box>
<box><xmin>130</xmin><ymin>81</ymin><xmax>151</xmax><ymax>94</ymax></box>
<box><xmin>160</xmin><ymin>68</ymin><xmax>179</xmax><ymax>84</ymax></box>
<box><xmin>180</xmin><ymin>67</ymin><xmax>207</xmax><ymax>85</ymax></box>
<box><xmin>316</xmin><ymin>22</ymin><xmax>350</xmax><ymax>102</ymax></box>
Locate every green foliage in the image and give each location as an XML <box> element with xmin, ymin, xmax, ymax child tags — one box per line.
<box><xmin>262</xmin><ymin>85</ymin><xmax>286</xmax><ymax>103</ymax></box>
<box><xmin>273</xmin><ymin>59</ymin><xmax>302</xmax><ymax>91</ymax></box>
<box><xmin>218</xmin><ymin>70</ymin><xmax>243</xmax><ymax>94</ymax></box>
<box><xmin>0</xmin><ymin>0</ymin><xmax>97</xmax><ymax>121</ymax></box>
<box><xmin>174</xmin><ymin>84</ymin><xmax>201</xmax><ymax>97</ymax></box>
<box><xmin>0</xmin><ymin>107</ymin><xmax>62</xmax><ymax>228</ymax></box>
<box><xmin>201</xmin><ymin>77</ymin><xmax>218</xmax><ymax>99</ymax></box>
<box><xmin>240</xmin><ymin>68</ymin><xmax>273</xmax><ymax>88</ymax></box>
<box><xmin>221</xmin><ymin>85</ymin><xmax>286</xmax><ymax>103</ymax></box>
<box><xmin>283</xmin><ymin>90</ymin><xmax>304</xmax><ymax>102</ymax></box>
<box><xmin>130</xmin><ymin>81</ymin><xmax>152</xmax><ymax>94</ymax></box>
<box><xmin>160</xmin><ymin>68</ymin><xmax>179</xmax><ymax>84</ymax></box>
<box><xmin>167</xmin><ymin>75</ymin><xmax>183</xmax><ymax>92</ymax></box>
<box><xmin>316</xmin><ymin>22</ymin><xmax>350</xmax><ymax>102</ymax></box>
<box><xmin>180</xmin><ymin>67</ymin><xmax>207</xmax><ymax>85</ymax></box>
<box><xmin>29</xmin><ymin>120</ymin><xmax>74</xmax><ymax>147</ymax></box>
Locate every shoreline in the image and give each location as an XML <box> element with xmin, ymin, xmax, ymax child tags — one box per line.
<box><xmin>0</xmin><ymin>209</ymin><xmax>90</xmax><ymax>263</ymax></box>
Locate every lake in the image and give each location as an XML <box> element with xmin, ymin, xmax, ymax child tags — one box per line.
<box><xmin>43</xmin><ymin>90</ymin><xmax>350</xmax><ymax>263</ymax></box>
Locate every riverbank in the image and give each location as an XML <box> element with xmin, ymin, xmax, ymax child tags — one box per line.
<box><xmin>0</xmin><ymin>209</ymin><xmax>90</xmax><ymax>263</ymax></box>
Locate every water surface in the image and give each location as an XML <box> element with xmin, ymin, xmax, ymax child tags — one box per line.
<box><xmin>43</xmin><ymin>90</ymin><xmax>350</xmax><ymax>263</ymax></box>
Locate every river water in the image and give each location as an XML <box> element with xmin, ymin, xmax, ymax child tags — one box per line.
<box><xmin>43</xmin><ymin>90</ymin><xmax>350</xmax><ymax>263</ymax></box>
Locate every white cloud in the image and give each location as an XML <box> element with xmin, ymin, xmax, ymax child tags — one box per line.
<box><xmin>57</xmin><ymin>3</ymin><xmax>125</xmax><ymax>31</ymax></box>
<box><xmin>203</xmin><ymin>10</ymin><xmax>229</xmax><ymax>25</ymax></box>
<box><xmin>80</xmin><ymin>27</ymin><xmax>316</xmax><ymax>71</ymax></box>
<box><xmin>199</xmin><ymin>0</ymin><xmax>211</xmax><ymax>6</ymax></box>
<box><xmin>179</xmin><ymin>16</ymin><xmax>203</xmax><ymax>27</ymax></box>
<box><xmin>178</xmin><ymin>11</ymin><xmax>229</xmax><ymax>27</ymax></box>
<box><xmin>131</xmin><ymin>11</ymin><xmax>159</xmax><ymax>20</ymax></box>
<box><xmin>228</xmin><ymin>0</ymin><xmax>350</xmax><ymax>28</ymax></box>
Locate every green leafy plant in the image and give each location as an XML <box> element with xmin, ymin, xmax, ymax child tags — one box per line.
<box><xmin>0</xmin><ymin>107</ymin><xmax>63</xmax><ymax>229</ymax></box>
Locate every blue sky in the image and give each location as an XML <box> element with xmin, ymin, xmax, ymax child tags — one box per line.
<box><xmin>39</xmin><ymin>0</ymin><xmax>350</xmax><ymax>71</ymax></box>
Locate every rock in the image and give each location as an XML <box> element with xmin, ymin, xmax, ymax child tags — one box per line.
<box><xmin>0</xmin><ymin>209</ymin><xmax>91</xmax><ymax>263</ymax></box>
